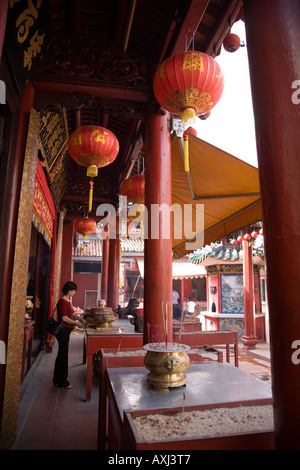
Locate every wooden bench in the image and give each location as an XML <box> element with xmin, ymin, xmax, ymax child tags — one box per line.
<box><xmin>173</xmin><ymin>330</ymin><xmax>239</xmax><ymax>367</ymax></box>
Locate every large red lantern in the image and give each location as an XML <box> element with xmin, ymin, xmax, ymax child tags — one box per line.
<box><xmin>74</xmin><ymin>216</ymin><xmax>96</xmax><ymax>240</ymax></box>
<box><xmin>153</xmin><ymin>51</ymin><xmax>224</xmax><ymax>123</ymax></box>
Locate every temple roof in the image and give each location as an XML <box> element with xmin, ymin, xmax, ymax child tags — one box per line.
<box><xmin>72</xmin><ymin>237</ymin><xmax>144</xmax><ymax>258</ymax></box>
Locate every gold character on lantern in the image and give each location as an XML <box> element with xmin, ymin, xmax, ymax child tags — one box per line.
<box><xmin>181</xmin><ymin>53</ymin><xmax>203</xmax><ymax>72</ymax></box>
<box><xmin>69</xmin><ymin>131</ymin><xmax>82</xmax><ymax>146</ymax></box>
<box><xmin>91</xmin><ymin>129</ymin><xmax>109</xmax><ymax>144</ymax></box>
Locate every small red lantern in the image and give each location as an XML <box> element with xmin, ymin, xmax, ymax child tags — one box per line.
<box><xmin>74</xmin><ymin>217</ymin><xmax>96</xmax><ymax>240</ymax></box>
<box><xmin>232</xmin><ymin>239</ymin><xmax>238</xmax><ymax>245</ymax></box>
<box><xmin>244</xmin><ymin>233</ymin><xmax>251</xmax><ymax>241</ymax></box>
<box><xmin>68</xmin><ymin>125</ymin><xmax>119</xmax><ymax>177</ymax></box>
<box><xmin>121</xmin><ymin>174</ymin><xmax>145</xmax><ymax>204</ymax></box>
<box><xmin>153</xmin><ymin>51</ymin><xmax>224</xmax><ymax>123</ymax></box>
<box><xmin>223</xmin><ymin>33</ymin><xmax>241</xmax><ymax>53</ymax></box>
<box><xmin>121</xmin><ymin>174</ymin><xmax>145</xmax><ymax>224</ymax></box>
<box><xmin>183</xmin><ymin>127</ymin><xmax>197</xmax><ymax>172</ymax></box>
<box><xmin>251</xmin><ymin>231</ymin><xmax>258</xmax><ymax>238</ymax></box>
<box><xmin>237</xmin><ymin>235</ymin><xmax>244</xmax><ymax>243</ymax></box>
<box><xmin>199</xmin><ymin>111</ymin><xmax>211</xmax><ymax>120</ymax></box>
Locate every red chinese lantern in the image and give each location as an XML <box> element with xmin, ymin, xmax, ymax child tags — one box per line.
<box><xmin>121</xmin><ymin>174</ymin><xmax>145</xmax><ymax>224</ymax></box>
<box><xmin>199</xmin><ymin>111</ymin><xmax>211</xmax><ymax>120</ymax></box>
<box><xmin>183</xmin><ymin>127</ymin><xmax>197</xmax><ymax>172</ymax></box>
<box><xmin>74</xmin><ymin>217</ymin><xmax>96</xmax><ymax>240</ymax></box>
<box><xmin>68</xmin><ymin>125</ymin><xmax>119</xmax><ymax>211</ymax></box>
<box><xmin>153</xmin><ymin>51</ymin><xmax>224</xmax><ymax>123</ymax></box>
<box><xmin>121</xmin><ymin>174</ymin><xmax>145</xmax><ymax>204</ymax></box>
<box><xmin>223</xmin><ymin>33</ymin><xmax>241</xmax><ymax>53</ymax></box>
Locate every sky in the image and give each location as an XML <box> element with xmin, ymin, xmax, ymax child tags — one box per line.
<box><xmin>194</xmin><ymin>20</ymin><xmax>258</xmax><ymax>167</ymax></box>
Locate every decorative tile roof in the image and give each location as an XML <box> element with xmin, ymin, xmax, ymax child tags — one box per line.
<box><xmin>72</xmin><ymin>238</ymin><xmax>144</xmax><ymax>258</ymax></box>
<box><xmin>188</xmin><ymin>244</ymin><xmax>264</xmax><ymax>264</ymax></box>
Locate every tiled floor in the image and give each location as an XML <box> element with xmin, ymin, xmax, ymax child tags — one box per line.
<box><xmin>12</xmin><ymin>333</ymin><xmax>272</xmax><ymax>450</ymax></box>
<box><xmin>13</xmin><ymin>332</ymin><xmax>99</xmax><ymax>450</ymax></box>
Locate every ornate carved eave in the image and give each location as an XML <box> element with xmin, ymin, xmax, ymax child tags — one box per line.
<box><xmin>35</xmin><ymin>33</ymin><xmax>149</xmax><ymax>86</ymax></box>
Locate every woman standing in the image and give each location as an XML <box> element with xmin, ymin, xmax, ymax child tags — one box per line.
<box><xmin>53</xmin><ymin>281</ymin><xmax>85</xmax><ymax>389</ymax></box>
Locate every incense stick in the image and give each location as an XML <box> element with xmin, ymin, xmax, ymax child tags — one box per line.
<box><xmin>165</xmin><ymin>302</ymin><xmax>168</xmax><ymax>349</ymax></box>
<box><xmin>117</xmin><ymin>329</ymin><xmax>122</xmax><ymax>353</ymax></box>
<box><xmin>160</xmin><ymin>300</ymin><xmax>166</xmax><ymax>336</ymax></box>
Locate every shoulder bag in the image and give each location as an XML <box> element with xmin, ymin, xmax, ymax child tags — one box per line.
<box><xmin>46</xmin><ymin>304</ymin><xmax>63</xmax><ymax>336</ymax></box>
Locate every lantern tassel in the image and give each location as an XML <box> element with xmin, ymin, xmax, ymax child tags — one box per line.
<box><xmin>89</xmin><ymin>180</ymin><xmax>94</xmax><ymax>213</ymax></box>
<box><xmin>183</xmin><ymin>135</ymin><xmax>189</xmax><ymax>172</ymax></box>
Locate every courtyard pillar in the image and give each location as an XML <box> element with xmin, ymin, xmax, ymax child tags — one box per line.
<box><xmin>143</xmin><ymin>103</ymin><xmax>172</xmax><ymax>345</ymax></box>
<box><xmin>244</xmin><ymin>0</ymin><xmax>300</xmax><ymax>449</ymax></box>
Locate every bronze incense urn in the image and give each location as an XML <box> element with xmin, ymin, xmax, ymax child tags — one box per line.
<box><xmin>143</xmin><ymin>343</ymin><xmax>190</xmax><ymax>392</ymax></box>
<box><xmin>85</xmin><ymin>307</ymin><xmax>115</xmax><ymax>329</ymax></box>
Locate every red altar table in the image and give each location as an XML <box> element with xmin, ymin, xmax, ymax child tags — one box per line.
<box><xmin>83</xmin><ymin>318</ymin><xmax>143</xmax><ymax>402</ymax></box>
<box><xmin>105</xmin><ymin>364</ymin><xmax>273</xmax><ymax>450</ymax></box>
<box><xmin>97</xmin><ymin>348</ymin><xmax>223</xmax><ymax>449</ymax></box>
<box><xmin>97</xmin><ymin>348</ymin><xmax>146</xmax><ymax>449</ymax></box>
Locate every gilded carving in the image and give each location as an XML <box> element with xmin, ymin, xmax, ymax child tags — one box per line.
<box><xmin>0</xmin><ymin>109</ymin><xmax>40</xmax><ymax>450</ymax></box>
<box><xmin>36</xmin><ymin>34</ymin><xmax>147</xmax><ymax>84</ymax></box>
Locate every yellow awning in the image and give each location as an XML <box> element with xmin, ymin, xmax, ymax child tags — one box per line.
<box><xmin>172</xmin><ymin>135</ymin><xmax>261</xmax><ymax>258</ymax></box>
<box><xmin>137</xmin><ymin>259</ymin><xmax>206</xmax><ymax>279</ymax></box>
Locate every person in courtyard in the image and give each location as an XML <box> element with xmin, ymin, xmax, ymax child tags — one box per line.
<box><xmin>53</xmin><ymin>281</ymin><xmax>86</xmax><ymax>389</ymax></box>
<box><xmin>172</xmin><ymin>289</ymin><xmax>181</xmax><ymax>320</ymax></box>
<box><xmin>186</xmin><ymin>297</ymin><xmax>196</xmax><ymax>319</ymax></box>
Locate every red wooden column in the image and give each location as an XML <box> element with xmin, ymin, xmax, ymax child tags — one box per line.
<box><xmin>143</xmin><ymin>103</ymin><xmax>172</xmax><ymax>345</ymax></box>
<box><xmin>241</xmin><ymin>238</ymin><xmax>257</xmax><ymax>349</ymax></box>
<box><xmin>0</xmin><ymin>0</ymin><xmax>8</xmax><ymax>62</ymax></box>
<box><xmin>107</xmin><ymin>237</ymin><xmax>120</xmax><ymax>311</ymax></box>
<box><xmin>59</xmin><ymin>222</ymin><xmax>74</xmax><ymax>293</ymax></box>
<box><xmin>244</xmin><ymin>0</ymin><xmax>300</xmax><ymax>449</ymax></box>
<box><xmin>101</xmin><ymin>238</ymin><xmax>109</xmax><ymax>302</ymax></box>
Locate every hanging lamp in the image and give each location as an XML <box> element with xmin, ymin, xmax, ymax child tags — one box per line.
<box><xmin>153</xmin><ymin>51</ymin><xmax>224</xmax><ymax>124</ymax></box>
<box><xmin>68</xmin><ymin>126</ymin><xmax>119</xmax><ymax>212</ymax></box>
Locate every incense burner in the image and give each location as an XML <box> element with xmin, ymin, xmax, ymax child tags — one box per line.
<box><xmin>143</xmin><ymin>343</ymin><xmax>190</xmax><ymax>392</ymax></box>
<box><xmin>85</xmin><ymin>307</ymin><xmax>115</xmax><ymax>329</ymax></box>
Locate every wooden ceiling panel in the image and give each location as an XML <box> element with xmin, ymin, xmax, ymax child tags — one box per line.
<box><xmin>27</xmin><ymin>0</ymin><xmax>243</xmax><ymax>218</ymax></box>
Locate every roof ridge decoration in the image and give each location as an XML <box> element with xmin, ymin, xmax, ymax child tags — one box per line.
<box><xmin>188</xmin><ymin>243</ymin><xmax>264</xmax><ymax>264</ymax></box>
